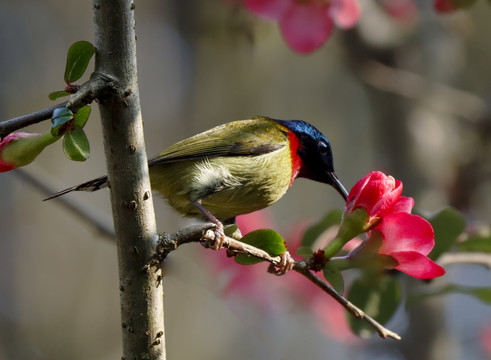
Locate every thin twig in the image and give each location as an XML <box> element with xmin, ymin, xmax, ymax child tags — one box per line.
<box><xmin>297</xmin><ymin>270</ymin><xmax>401</xmax><ymax>340</ymax></box>
<box><xmin>155</xmin><ymin>224</ymin><xmax>402</xmax><ymax>341</ymax></box>
<box><xmin>0</xmin><ymin>101</ymin><xmax>69</xmax><ymax>138</ymax></box>
<box><xmin>0</xmin><ymin>75</ymin><xmax>114</xmax><ymax>138</ymax></box>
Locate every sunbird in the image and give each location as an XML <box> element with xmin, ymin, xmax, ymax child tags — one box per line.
<box><xmin>46</xmin><ymin>116</ymin><xmax>348</xmax><ymax>249</ymax></box>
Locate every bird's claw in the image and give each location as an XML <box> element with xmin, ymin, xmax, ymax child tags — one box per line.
<box><xmin>268</xmin><ymin>251</ymin><xmax>294</xmax><ymax>276</ymax></box>
<box><xmin>212</xmin><ymin>222</ymin><xmax>225</xmax><ymax>250</ymax></box>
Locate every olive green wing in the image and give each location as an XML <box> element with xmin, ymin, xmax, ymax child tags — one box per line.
<box><xmin>148</xmin><ymin>118</ymin><xmax>289</xmax><ymax>167</ymax></box>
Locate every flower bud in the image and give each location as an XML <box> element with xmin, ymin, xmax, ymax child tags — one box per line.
<box><xmin>324</xmin><ymin>172</ymin><xmax>415</xmax><ymax>259</ymax></box>
<box><xmin>0</xmin><ymin>131</ymin><xmax>60</xmax><ymax>172</ymax></box>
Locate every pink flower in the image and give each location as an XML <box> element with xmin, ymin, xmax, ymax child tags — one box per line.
<box><xmin>340</xmin><ymin>171</ymin><xmax>445</xmax><ymax>279</ymax></box>
<box><xmin>345</xmin><ymin>171</ymin><xmax>404</xmax><ymax>231</ymax></box>
<box><xmin>372</xmin><ymin>212</ymin><xmax>446</xmax><ymax>279</ymax></box>
<box><xmin>243</xmin><ymin>0</ymin><xmax>360</xmax><ymax>54</ymax></box>
<box><xmin>324</xmin><ymin>171</ymin><xmax>411</xmax><ymax>258</ymax></box>
<box><xmin>329</xmin><ymin>171</ymin><xmax>446</xmax><ymax>280</ymax></box>
<box><xmin>279</xmin><ymin>1</ymin><xmax>334</xmax><ymax>54</ymax></box>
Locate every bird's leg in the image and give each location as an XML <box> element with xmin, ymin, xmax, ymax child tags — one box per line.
<box><xmin>191</xmin><ymin>200</ymin><xmax>225</xmax><ymax>250</ymax></box>
<box><xmin>268</xmin><ymin>250</ymin><xmax>295</xmax><ymax>276</ymax></box>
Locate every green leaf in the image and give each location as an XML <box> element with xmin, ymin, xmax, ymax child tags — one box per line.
<box><xmin>301</xmin><ymin>209</ymin><xmax>343</xmax><ymax>249</ymax></box>
<box><xmin>74</xmin><ymin>105</ymin><xmax>91</xmax><ymax>128</ymax></box>
<box><xmin>48</xmin><ymin>90</ymin><xmax>70</xmax><ymax>101</ymax></box>
<box><xmin>427</xmin><ymin>207</ymin><xmax>466</xmax><ymax>260</ymax></box>
<box><xmin>62</xmin><ymin>126</ymin><xmax>90</xmax><ymax>161</ymax></box>
<box><xmin>235</xmin><ymin>229</ymin><xmax>286</xmax><ymax>265</ymax></box>
<box><xmin>347</xmin><ymin>275</ymin><xmax>401</xmax><ymax>338</ymax></box>
<box><xmin>323</xmin><ymin>262</ymin><xmax>344</xmax><ymax>294</ymax></box>
<box><xmin>64</xmin><ymin>41</ymin><xmax>96</xmax><ymax>84</ymax></box>
<box><xmin>457</xmin><ymin>233</ymin><xmax>491</xmax><ymax>253</ymax></box>
<box><xmin>51</xmin><ymin>107</ymin><xmax>74</xmax><ymax>136</ymax></box>
<box><xmin>224</xmin><ymin>224</ymin><xmax>239</xmax><ymax>237</ymax></box>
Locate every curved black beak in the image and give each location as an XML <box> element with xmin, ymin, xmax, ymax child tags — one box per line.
<box><xmin>328</xmin><ymin>172</ymin><xmax>348</xmax><ymax>201</ymax></box>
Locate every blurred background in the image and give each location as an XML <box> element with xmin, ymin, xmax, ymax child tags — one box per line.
<box><xmin>0</xmin><ymin>0</ymin><xmax>490</xmax><ymax>359</ymax></box>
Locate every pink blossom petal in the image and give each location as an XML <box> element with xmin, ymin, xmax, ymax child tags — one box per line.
<box><xmin>378</xmin><ymin>213</ymin><xmax>435</xmax><ymax>255</ymax></box>
<box><xmin>329</xmin><ymin>0</ymin><xmax>360</xmax><ymax>29</ymax></box>
<box><xmin>279</xmin><ymin>1</ymin><xmax>333</xmax><ymax>54</ymax></box>
<box><xmin>345</xmin><ymin>173</ymin><xmax>371</xmax><ymax>208</ymax></box>
<box><xmin>370</xmin><ymin>179</ymin><xmax>403</xmax><ymax>217</ymax></box>
<box><xmin>243</xmin><ymin>0</ymin><xmax>292</xmax><ymax>19</ymax></box>
<box><xmin>346</xmin><ymin>172</ymin><xmax>402</xmax><ymax>216</ymax></box>
<box><xmin>391</xmin><ymin>196</ymin><xmax>414</xmax><ymax>214</ymax></box>
<box><xmin>389</xmin><ymin>251</ymin><xmax>445</xmax><ymax>279</ymax></box>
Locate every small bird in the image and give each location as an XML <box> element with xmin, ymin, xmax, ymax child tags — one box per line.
<box><xmin>46</xmin><ymin>116</ymin><xmax>348</xmax><ymax>255</ymax></box>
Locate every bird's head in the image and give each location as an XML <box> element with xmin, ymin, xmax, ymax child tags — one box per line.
<box><xmin>275</xmin><ymin>119</ymin><xmax>348</xmax><ymax>201</ymax></box>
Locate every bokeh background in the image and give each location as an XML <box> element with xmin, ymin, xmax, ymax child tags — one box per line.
<box><xmin>0</xmin><ymin>0</ymin><xmax>490</xmax><ymax>359</ymax></box>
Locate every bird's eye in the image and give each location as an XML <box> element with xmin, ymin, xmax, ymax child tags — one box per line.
<box><xmin>318</xmin><ymin>141</ymin><xmax>330</xmax><ymax>155</ymax></box>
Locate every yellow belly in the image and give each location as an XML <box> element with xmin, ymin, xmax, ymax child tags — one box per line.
<box><xmin>149</xmin><ymin>147</ymin><xmax>293</xmax><ymax>220</ymax></box>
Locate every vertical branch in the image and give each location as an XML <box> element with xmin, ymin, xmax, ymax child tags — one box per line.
<box><xmin>93</xmin><ymin>0</ymin><xmax>165</xmax><ymax>359</ymax></box>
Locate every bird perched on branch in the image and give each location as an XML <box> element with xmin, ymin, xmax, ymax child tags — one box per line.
<box><xmin>45</xmin><ymin>116</ymin><xmax>348</xmax><ymax>254</ymax></box>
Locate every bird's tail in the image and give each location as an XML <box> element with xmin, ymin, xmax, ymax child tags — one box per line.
<box><xmin>43</xmin><ymin>175</ymin><xmax>109</xmax><ymax>201</ymax></box>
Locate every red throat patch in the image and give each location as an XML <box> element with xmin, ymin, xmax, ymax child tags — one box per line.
<box><xmin>287</xmin><ymin>131</ymin><xmax>302</xmax><ymax>187</ymax></box>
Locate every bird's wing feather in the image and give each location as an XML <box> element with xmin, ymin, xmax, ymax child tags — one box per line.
<box><xmin>149</xmin><ymin>118</ymin><xmax>288</xmax><ymax>167</ymax></box>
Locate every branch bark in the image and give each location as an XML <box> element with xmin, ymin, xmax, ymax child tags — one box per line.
<box><xmin>93</xmin><ymin>1</ymin><xmax>165</xmax><ymax>359</ymax></box>
<box><xmin>0</xmin><ymin>101</ymin><xmax>68</xmax><ymax>138</ymax></box>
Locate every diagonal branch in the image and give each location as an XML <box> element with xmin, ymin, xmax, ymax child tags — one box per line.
<box><xmin>0</xmin><ymin>73</ymin><xmax>116</xmax><ymax>138</ymax></box>
<box><xmin>154</xmin><ymin>224</ymin><xmax>402</xmax><ymax>341</ymax></box>
<box><xmin>0</xmin><ymin>101</ymin><xmax>69</xmax><ymax>138</ymax></box>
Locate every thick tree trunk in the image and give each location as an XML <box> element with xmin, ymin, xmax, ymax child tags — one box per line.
<box><xmin>93</xmin><ymin>0</ymin><xmax>166</xmax><ymax>358</ymax></box>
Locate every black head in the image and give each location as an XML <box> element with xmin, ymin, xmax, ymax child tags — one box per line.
<box><xmin>275</xmin><ymin>119</ymin><xmax>348</xmax><ymax>201</ymax></box>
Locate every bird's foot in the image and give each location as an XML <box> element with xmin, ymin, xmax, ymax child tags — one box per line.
<box><xmin>191</xmin><ymin>200</ymin><xmax>226</xmax><ymax>250</ymax></box>
<box><xmin>212</xmin><ymin>222</ymin><xmax>225</xmax><ymax>250</ymax></box>
<box><xmin>202</xmin><ymin>223</ymin><xmax>225</xmax><ymax>250</ymax></box>
<box><xmin>268</xmin><ymin>250</ymin><xmax>295</xmax><ymax>276</ymax></box>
